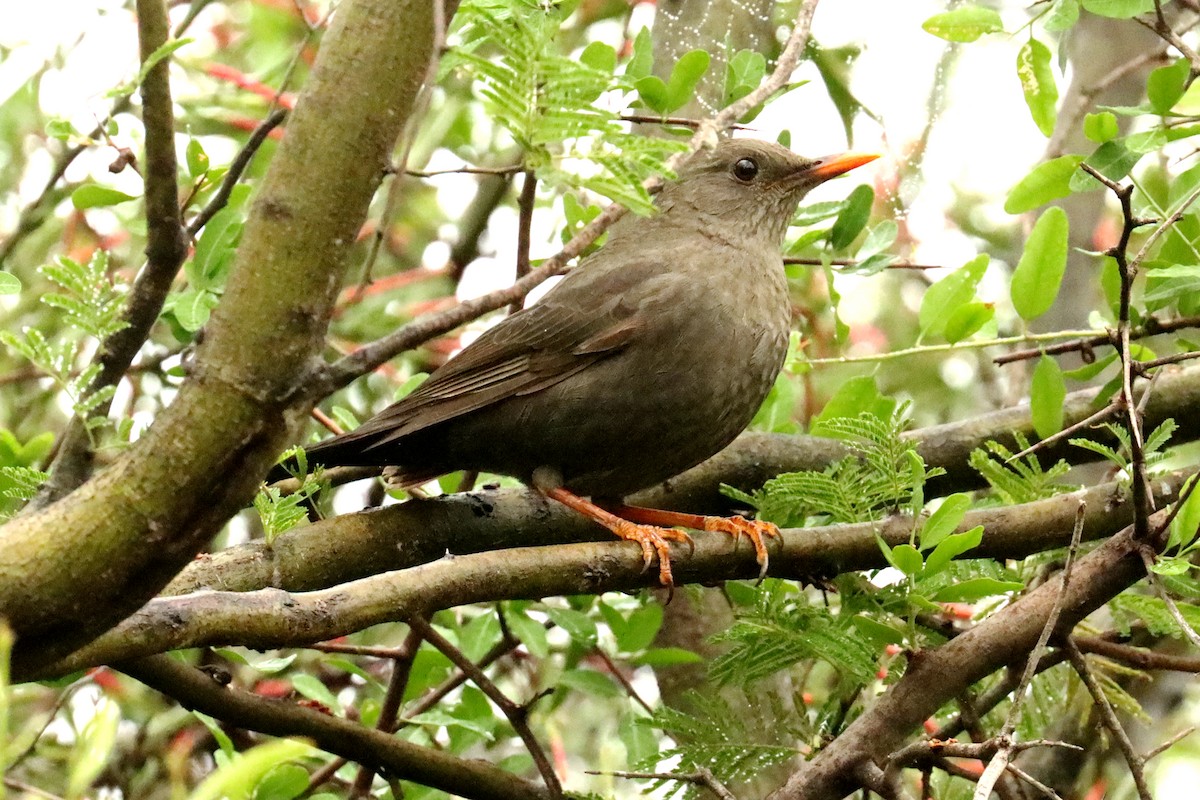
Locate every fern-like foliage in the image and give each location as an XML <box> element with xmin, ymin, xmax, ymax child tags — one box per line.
<box><xmin>636</xmin><ymin>690</ymin><xmax>803</xmax><ymax>800</ymax></box>
<box><xmin>968</xmin><ymin>432</ymin><xmax>1073</xmax><ymax>505</ymax></box>
<box><xmin>1070</xmin><ymin>418</ymin><xmax>1177</xmax><ymax>473</ymax></box>
<box><xmin>734</xmin><ymin>408</ymin><xmax>944</xmax><ymax>527</ymax></box>
<box><xmin>0</xmin><ymin>251</ymin><xmax>129</xmax><ymax>434</ymax></box>
<box><xmin>445</xmin><ymin>0</ymin><xmax>687</xmax><ymax>212</ymax></box>
<box><xmin>709</xmin><ymin>586</ymin><xmax>878</xmax><ymax>686</ymax></box>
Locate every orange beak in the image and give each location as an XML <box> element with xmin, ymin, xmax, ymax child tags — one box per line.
<box><xmin>805</xmin><ymin>152</ymin><xmax>881</xmax><ymax>181</ymax></box>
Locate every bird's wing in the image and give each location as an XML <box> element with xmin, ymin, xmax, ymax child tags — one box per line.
<box><xmin>330</xmin><ymin>257</ymin><xmax>668</xmax><ymax>453</ymax></box>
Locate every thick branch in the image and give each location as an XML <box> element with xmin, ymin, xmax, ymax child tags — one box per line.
<box><xmin>32</xmin><ymin>473</ymin><xmax>1189</xmax><ymax>679</ymax></box>
<box><xmin>766</xmin><ymin>513</ymin><xmax>1165</xmax><ymax>800</ymax></box>
<box><xmin>0</xmin><ymin>0</ymin><xmax>446</xmax><ymax>678</ymax></box>
<box><xmin>35</xmin><ymin>0</ymin><xmax>189</xmax><ymax>504</ymax></box>
<box><xmin>118</xmin><ymin>654</ymin><xmax>551</xmax><ymax>800</ymax></box>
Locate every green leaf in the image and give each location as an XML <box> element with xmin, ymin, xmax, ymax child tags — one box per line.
<box><xmin>558</xmin><ymin>668</ymin><xmax>620</xmax><ymax>697</ymax></box>
<box><xmin>663</xmin><ymin>49</ymin><xmax>710</xmax><ymax>112</ymax></box>
<box><xmin>919</xmin><ymin>253</ymin><xmax>989</xmax><ymax>339</ymax></box>
<box><xmin>291</xmin><ymin>673</ymin><xmax>341</xmax><ymax>712</ymax></box>
<box><xmin>1044</xmin><ymin>0</ymin><xmax>1081</xmax><ymax>31</ymax></box>
<box><xmin>931</xmin><ymin>577</ymin><xmax>1023</xmax><ymax>602</ymax></box>
<box><xmin>1081</xmin><ymin>0</ymin><xmax>1155</xmax><ymax>17</ymax></box>
<box><xmin>1011</xmin><ymin>206</ymin><xmax>1069</xmax><ymax>320</ymax></box>
<box><xmin>631</xmin><ymin>647</ymin><xmax>705</xmax><ymax>667</ymax></box>
<box><xmin>545</xmin><ymin>607</ymin><xmax>597</xmax><ymax>647</ymax></box>
<box><xmin>1069</xmin><ymin>140</ymin><xmax>1142</xmax><ymax>192</ymax></box>
<box><xmin>608</xmin><ymin>602</ymin><xmax>662</xmax><ymax>653</ymax></box>
<box><xmin>253</xmin><ymin>763</ymin><xmax>308</xmax><ymax>800</ymax></box>
<box><xmin>943</xmin><ymin>302</ymin><xmax>994</xmax><ymax>343</ymax></box>
<box><xmin>922</xmin><ymin>6</ymin><xmax>1003</xmax><ymax>41</ymax></box>
<box><xmin>579</xmin><ymin>41</ymin><xmax>616</xmax><ymax>74</ymax></box>
<box><xmin>829</xmin><ymin>184</ymin><xmax>874</xmax><ymax>250</ymax></box>
<box><xmin>1017</xmin><ymin>39</ymin><xmax>1058</xmax><ymax>137</ymax></box>
<box><xmin>1084</xmin><ymin>111</ymin><xmax>1119</xmax><ymax>143</ymax></box>
<box><xmin>1169</xmin><ymin>475</ymin><xmax>1200</xmax><ymax>551</ymax></box>
<box><xmin>186</xmin><ymin>137</ymin><xmax>210</xmax><ymax>176</ymax></box>
<box><xmin>1149</xmin><ymin>58</ymin><xmax>1191</xmax><ymax>114</ymax></box>
<box><xmin>506</xmin><ymin>608</ymin><xmax>549</xmax><ymax>658</ymax></box>
<box><xmin>1031</xmin><ymin>355</ymin><xmax>1067</xmax><ymax>438</ymax></box>
<box><xmin>0</xmin><ymin>272</ymin><xmax>20</xmax><ymax>294</ymax></box>
<box><xmin>1004</xmin><ymin>155</ymin><xmax>1084</xmax><ymax>214</ymax></box>
<box><xmin>812</xmin><ymin>375</ymin><xmax>896</xmax><ymax>426</ymax></box>
<box><xmin>71</xmin><ymin>184</ymin><xmax>138</xmax><ymax>209</ymax></box>
<box><xmin>625</xmin><ymin>27</ymin><xmax>653</xmax><ymax>80</ymax></box>
<box><xmin>172</xmin><ymin>288</ymin><xmax>220</xmax><ymax>332</ymax></box>
<box><xmin>919</xmin><ymin>493</ymin><xmax>972</xmax><ymax>551</ymax></box>
<box><xmin>924</xmin><ymin>526</ymin><xmax>984</xmax><ymax>577</ymax></box>
<box><xmin>886</xmin><ymin>542</ymin><xmax>923</xmax><ymax>577</ymax></box>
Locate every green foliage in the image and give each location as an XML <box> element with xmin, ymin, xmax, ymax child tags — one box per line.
<box><xmin>254</xmin><ymin>448</ymin><xmax>328</xmax><ymax>543</ymax></box>
<box><xmin>637</xmin><ymin>690</ymin><xmax>804</xmax><ymax>800</ymax></box>
<box><xmin>969</xmin><ymin>433</ymin><xmax>1073</xmax><ymax>505</ymax></box>
<box><xmin>919</xmin><ymin>254</ymin><xmax>990</xmax><ymax>342</ymax></box>
<box><xmin>1010</xmin><ymin>206</ymin><xmax>1069</xmax><ymax>320</ymax></box>
<box><xmin>1069</xmin><ymin>418</ymin><xmax>1177</xmax><ymax>473</ymax></box>
<box><xmin>445</xmin><ymin>1</ymin><xmax>687</xmax><ymax>213</ymax></box>
<box><xmin>735</xmin><ymin>407</ymin><xmax>944</xmax><ymax>528</ymax></box>
<box><xmin>1017</xmin><ymin>38</ymin><xmax>1058</xmax><ymax>137</ymax></box>
<box><xmin>921</xmin><ymin>6</ymin><xmax>1004</xmax><ymax>42</ymax></box>
<box><xmin>709</xmin><ymin>585</ymin><xmax>878</xmax><ymax>686</ymax></box>
<box><xmin>1</xmin><ymin>252</ymin><xmax>129</xmax><ymax>434</ymax></box>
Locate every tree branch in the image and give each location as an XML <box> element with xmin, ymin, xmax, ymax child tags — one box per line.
<box><xmin>31</xmin><ymin>473</ymin><xmax>1190</xmax><ymax>680</ymax></box>
<box><xmin>117</xmin><ymin>654</ymin><xmax>552</xmax><ymax>800</ymax></box>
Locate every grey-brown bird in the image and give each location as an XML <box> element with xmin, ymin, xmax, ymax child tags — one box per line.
<box><xmin>293</xmin><ymin>139</ymin><xmax>877</xmax><ymax>584</ymax></box>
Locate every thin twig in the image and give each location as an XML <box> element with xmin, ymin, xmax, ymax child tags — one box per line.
<box><xmin>1143</xmin><ymin>725</ymin><xmax>1196</xmax><ymax>761</ymax></box>
<box><xmin>592</xmin><ymin>768</ymin><xmax>738</xmax><ymax>800</ymax></box>
<box><xmin>406</xmin><ymin>164</ymin><xmax>524</xmax><ymax>177</ymax></box>
<box><xmin>1064</xmin><ymin>640</ymin><xmax>1153</xmax><ymax>800</ymax></box>
<box><xmin>511</xmin><ymin>171</ymin><xmax>538</xmax><ymax>314</ymax></box>
<box><xmin>974</xmin><ymin>502</ymin><xmax>1085</xmax><ymax>800</ymax></box>
<box><xmin>994</xmin><ymin>314</ymin><xmax>1200</xmax><ymax>365</ymax></box>
<box><xmin>1006</xmin><ymin>402</ymin><xmax>1121</xmax><ymax>463</ymax></box>
<box><xmin>408</xmin><ymin>615</ymin><xmax>563</xmax><ymax>798</ymax></box>
<box><xmin>782</xmin><ymin>256</ymin><xmax>941</xmax><ymax>270</ymax></box>
<box><xmin>186</xmin><ymin>109</ymin><xmax>287</xmax><ymax>236</ymax></box>
<box><xmin>350</xmin><ymin>627</ymin><xmax>424</xmax><ymax>796</ymax></box>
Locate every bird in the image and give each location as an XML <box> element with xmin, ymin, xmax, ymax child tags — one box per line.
<box><xmin>284</xmin><ymin>139</ymin><xmax>878</xmax><ymax>585</ymax></box>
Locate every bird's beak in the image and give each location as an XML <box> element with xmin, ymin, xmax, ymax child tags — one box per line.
<box><xmin>803</xmin><ymin>152</ymin><xmax>880</xmax><ymax>182</ymax></box>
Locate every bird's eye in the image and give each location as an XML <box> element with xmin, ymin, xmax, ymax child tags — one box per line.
<box><xmin>732</xmin><ymin>157</ymin><xmax>759</xmax><ymax>182</ymax></box>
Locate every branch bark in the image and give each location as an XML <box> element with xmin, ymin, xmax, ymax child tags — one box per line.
<box><xmin>0</xmin><ymin>0</ymin><xmax>444</xmax><ymax>677</ymax></box>
<box><xmin>33</xmin><ymin>472</ymin><xmax>1189</xmax><ymax>680</ymax></box>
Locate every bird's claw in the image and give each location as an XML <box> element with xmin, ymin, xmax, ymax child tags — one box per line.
<box><xmin>613</xmin><ymin>521</ymin><xmax>693</xmax><ymax>588</ymax></box>
<box><xmin>703</xmin><ymin>515</ymin><xmax>781</xmax><ymax>581</ymax></box>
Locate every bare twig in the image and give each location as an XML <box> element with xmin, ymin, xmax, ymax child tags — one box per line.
<box><xmin>349</xmin><ymin>626</ymin><xmax>424</xmax><ymax>796</ymax></box>
<box><xmin>973</xmin><ymin>502</ymin><xmax>1085</xmax><ymax>800</ymax></box>
<box><xmin>1064</xmin><ymin>640</ymin><xmax>1153</xmax><ymax>800</ymax></box>
<box><xmin>1143</xmin><ymin>725</ymin><xmax>1196</xmax><ymax>761</ymax></box>
<box><xmin>994</xmin><ymin>314</ymin><xmax>1200</xmax><ymax>365</ymax></box>
<box><xmin>186</xmin><ymin>109</ymin><xmax>288</xmax><ymax>236</ymax></box>
<box><xmin>511</xmin><ymin>171</ymin><xmax>538</xmax><ymax>313</ymax></box>
<box><xmin>593</xmin><ymin>768</ymin><xmax>738</xmax><ymax>800</ymax></box>
<box><xmin>1006</xmin><ymin>403</ymin><xmax>1121</xmax><ymax>463</ymax></box>
<box><xmin>408</xmin><ymin>615</ymin><xmax>563</xmax><ymax>798</ymax></box>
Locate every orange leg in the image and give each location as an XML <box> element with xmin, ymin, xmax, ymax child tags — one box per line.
<box><xmin>606</xmin><ymin>503</ymin><xmax>780</xmax><ymax>580</ymax></box>
<box><xmin>541</xmin><ymin>486</ymin><xmax>694</xmax><ymax>587</ymax></box>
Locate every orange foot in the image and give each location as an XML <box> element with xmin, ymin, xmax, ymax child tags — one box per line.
<box><xmin>701</xmin><ymin>515</ymin><xmax>781</xmax><ymax>580</ymax></box>
<box><xmin>610</xmin><ymin>518</ymin><xmax>695</xmax><ymax>587</ymax></box>
<box><xmin>540</xmin><ymin>486</ymin><xmax>695</xmax><ymax>587</ymax></box>
<box><xmin>607</xmin><ymin>503</ymin><xmax>782</xmax><ymax>580</ymax></box>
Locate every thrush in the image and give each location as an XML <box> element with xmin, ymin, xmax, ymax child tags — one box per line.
<box><xmin>287</xmin><ymin>139</ymin><xmax>877</xmax><ymax>584</ymax></box>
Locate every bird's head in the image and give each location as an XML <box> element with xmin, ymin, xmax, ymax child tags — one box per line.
<box><xmin>662</xmin><ymin>138</ymin><xmax>879</xmax><ymax>245</ymax></box>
